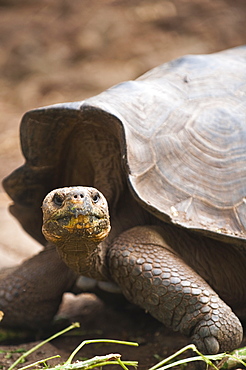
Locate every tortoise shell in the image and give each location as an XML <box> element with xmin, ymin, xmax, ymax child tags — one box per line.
<box><xmin>3</xmin><ymin>46</ymin><xmax>246</xmax><ymax>246</ymax></box>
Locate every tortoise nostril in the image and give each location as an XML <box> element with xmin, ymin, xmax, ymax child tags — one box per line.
<box><xmin>73</xmin><ymin>193</ymin><xmax>84</xmax><ymax>200</ymax></box>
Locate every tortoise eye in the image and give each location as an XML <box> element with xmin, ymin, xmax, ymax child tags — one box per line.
<box><xmin>92</xmin><ymin>193</ymin><xmax>100</xmax><ymax>203</ymax></box>
<box><xmin>53</xmin><ymin>193</ymin><xmax>64</xmax><ymax>206</ymax></box>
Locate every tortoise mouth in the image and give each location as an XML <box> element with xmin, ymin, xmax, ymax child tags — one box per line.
<box><xmin>56</xmin><ymin>213</ymin><xmax>101</xmax><ymax>228</ymax></box>
<box><xmin>44</xmin><ymin>210</ymin><xmax>111</xmax><ymax>242</ymax></box>
<box><xmin>57</xmin><ymin>213</ymin><xmax>110</xmax><ymax>237</ymax></box>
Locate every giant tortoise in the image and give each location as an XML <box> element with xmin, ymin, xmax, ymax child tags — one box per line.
<box><xmin>1</xmin><ymin>46</ymin><xmax>246</xmax><ymax>354</ymax></box>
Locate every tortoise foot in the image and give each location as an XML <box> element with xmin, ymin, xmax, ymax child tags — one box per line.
<box><xmin>192</xmin><ymin>306</ymin><xmax>243</xmax><ymax>353</ymax></box>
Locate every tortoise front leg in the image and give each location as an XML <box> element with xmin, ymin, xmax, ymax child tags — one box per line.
<box><xmin>108</xmin><ymin>226</ymin><xmax>243</xmax><ymax>354</ymax></box>
<box><xmin>0</xmin><ymin>245</ymin><xmax>76</xmax><ymax>329</ymax></box>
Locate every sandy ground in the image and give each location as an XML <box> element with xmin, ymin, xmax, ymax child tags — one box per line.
<box><xmin>0</xmin><ymin>1</ymin><xmax>246</xmax><ymax>369</ymax></box>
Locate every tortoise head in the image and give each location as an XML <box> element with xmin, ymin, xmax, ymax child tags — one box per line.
<box><xmin>42</xmin><ymin>186</ymin><xmax>111</xmax><ymax>278</ymax></box>
<box><xmin>42</xmin><ymin>186</ymin><xmax>111</xmax><ymax>245</ymax></box>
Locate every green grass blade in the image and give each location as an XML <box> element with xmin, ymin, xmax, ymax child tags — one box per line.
<box><xmin>65</xmin><ymin>339</ymin><xmax>138</xmax><ymax>365</ymax></box>
<box><xmin>18</xmin><ymin>355</ymin><xmax>61</xmax><ymax>370</ymax></box>
<box><xmin>149</xmin><ymin>344</ymin><xmax>223</xmax><ymax>370</ymax></box>
<box><xmin>7</xmin><ymin>322</ymin><xmax>80</xmax><ymax>370</ymax></box>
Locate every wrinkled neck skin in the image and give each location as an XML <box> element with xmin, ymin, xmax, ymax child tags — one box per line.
<box><xmin>54</xmin><ymin>234</ymin><xmax>109</xmax><ymax>281</ymax></box>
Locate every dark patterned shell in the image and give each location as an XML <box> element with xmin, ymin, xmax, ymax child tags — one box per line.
<box><xmin>3</xmin><ymin>46</ymin><xmax>246</xmax><ymax>245</ymax></box>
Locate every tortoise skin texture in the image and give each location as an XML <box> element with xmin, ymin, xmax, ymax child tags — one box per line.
<box><xmin>1</xmin><ymin>46</ymin><xmax>246</xmax><ymax>353</ymax></box>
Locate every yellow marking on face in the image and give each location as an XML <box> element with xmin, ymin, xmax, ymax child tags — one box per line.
<box><xmin>64</xmin><ymin>214</ymin><xmax>91</xmax><ymax>229</ymax></box>
<box><xmin>94</xmin><ymin>228</ymin><xmax>111</xmax><ymax>241</ymax></box>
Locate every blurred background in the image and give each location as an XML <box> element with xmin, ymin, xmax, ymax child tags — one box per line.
<box><xmin>0</xmin><ymin>0</ymin><xmax>246</xmax><ymax>267</ymax></box>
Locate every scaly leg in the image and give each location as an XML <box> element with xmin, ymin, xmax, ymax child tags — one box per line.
<box><xmin>0</xmin><ymin>245</ymin><xmax>76</xmax><ymax>329</ymax></box>
<box><xmin>108</xmin><ymin>226</ymin><xmax>243</xmax><ymax>354</ymax></box>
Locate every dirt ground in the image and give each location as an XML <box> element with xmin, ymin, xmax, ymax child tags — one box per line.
<box><xmin>0</xmin><ymin>0</ymin><xmax>246</xmax><ymax>369</ymax></box>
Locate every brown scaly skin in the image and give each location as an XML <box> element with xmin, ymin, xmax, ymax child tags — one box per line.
<box><xmin>0</xmin><ymin>245</ymin><xmax>77</xmax><ymax>330</ymax></box>
<box><xmin>42</xmin><ymin>186</ymin><xmax>243</xmax><ymax>354</ymax></box>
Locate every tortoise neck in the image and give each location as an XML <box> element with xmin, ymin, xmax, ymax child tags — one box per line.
<box><xmin>54</xmin><ymin>237</ymin><xmax>109</xmax><ymax>281</ymax></box>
